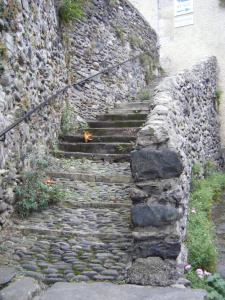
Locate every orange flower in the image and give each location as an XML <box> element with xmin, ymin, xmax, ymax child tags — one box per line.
<box><xmin>83</xmin><ymin>131</ymin><xmax>93</xmax><ymax>143</ymax></box>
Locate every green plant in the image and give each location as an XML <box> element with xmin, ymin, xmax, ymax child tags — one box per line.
<box><xmin>114</xmin><ymin>25</ymin><xmax>125</xmax><ymax>45</ymax></box>
<box><xmin>58</xmin><ymin>0</ymin><xmax>84</xmax><ymax>24</ymax></box>
<box><xmin>204</xmin><ymin>161</ymin><xmax>218</xmax><ymax>177</ymax></box>
<box><xmin>60</xmin><ymin>104</ymin><xmax>74</xmax><ymax>134</ymax></box>
<box><xmin>215</xmin><ymin>89</ymin><xmax>223</xmax><ymax>107</ymax></box>
<box><xmin>192</xmin><ymin>163</ymin><xmax>202</xmax><ymax>178</ymax></box>
<box><xmin>15</xmin><ymin>165</ymin><xmax>64</xmax><ymax>218</ymax></box>
<box><xmin>138</xmin><ymin>89</ymin><xmax>151</xmax><ymax>101</ymax></box>
<box><xmin>139</xmin><ymin>53</ymin><xmax>154</xmax><ymax>85</ymax></box>
<box><xmin>129</xmin><ymin>34</ymin><xmax>142</xmax><ymax>49</ymax></box>
<box><xmin>187</xmin><ymin>171</ymin><xmax>225</xmax><ymax>271</ymax></box>
<box><xmin>186</xmin><ymin>169</ymin><xmax>225</xmax><ymax>298</ymax></box>
<box><xmin>108</xmin><ymin>0</ymin><xmax>119</xmax><ymax>6</ymax></box>
<box><xmin>115</xmin><ymin>144</ymin><xmax>131</xmax><ymax>153</ymax></box>
<box><xmin>0</xmin><ymin>43</ymin><xmax>7</xmax><ymax>60</ymax></box>
<box><xmin>186</xmin><ymin>271</ymin><xmax>225</xmax><ymax>300</ymax></box>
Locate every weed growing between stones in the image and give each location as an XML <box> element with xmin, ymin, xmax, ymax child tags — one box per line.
<box><xmin>215</xmin><ymin>89</ymin><xmax>223</xmax><ymax>107</ymax></box>
<box><xmin>186</xmin><ymin>163</ymin><xmax>225</xmax><ymax>299</ymax></box>
<box><xmin>107</xmin><ymin>0</ymin><xmax>119</xmax><ymax>7</ymax></box>
<box><xmin>60</xmin><ymin>103</ymin><xmax>75</xmax><ymax>134</ymax></box>
<box><xmin>58</xmin><ymin>0</ymin><xmax>85</xmax><ymax>24</ymax></box>
<box><xmin>114</xmin><ymin>25</ymin><xmax>125</xmax><ymax>46</ymax></box>
<box><xmin>137</xmin><ymin>89</ymin><xmax>151</xmax><ymax>101</ymax></box>
<box><xmin>15</xmin><ymin>161</ymin><xmax>64</xmax><ymax>218</ymax></box>
<box><xmin>139</xmin><ymin>53</ymin><xmax>155</xmax><ymax>85</ymax></box>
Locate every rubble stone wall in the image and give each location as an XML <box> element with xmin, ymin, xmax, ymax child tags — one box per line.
<box><xmin>0</xmin><ymin>0</ymin><xmax>160</xmax><ymax>226</ymax></box>
<box><xmin>130</xmin><ymin>57</ymin><xmax>223</xmax><ymax>269</ymax></box>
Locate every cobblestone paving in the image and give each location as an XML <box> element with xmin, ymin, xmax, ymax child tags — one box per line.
<box><xmin>48</xmin><ymin>158</ymin><xmax>131</xmax><ymax>176</ymax></box>
<box><xmin>0</xmin><ymin>159</ymin><xmax>133</xmax><ymax>285</ymax></box>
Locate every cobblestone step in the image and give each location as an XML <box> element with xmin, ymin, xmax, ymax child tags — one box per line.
<box><xmin>0</xmin><ymin>228</ymin><xmax>132</xmax><ymax>284</ymax></box>
<box><xmin>108</xmin><ymin>108</ymin><xmax>149</xmax><ymax>114</ymax></box>
<box><xmin>47</xmin><ymin>158</ymin><xmax>131</xmax><ymax>177</ymax></box>
<box><xmin>87</xmin><ymin>120</ymin><xmax>144</xmax><ymax>128</ymax></box>
<box><xmin>49</xmin><ymin>171</ymin><xmax>133</xmax><ymax>183</ymax></box>
<box><xmin>53</xmin><ymin>151</ymin><xmax>130</xmax><ymax>162</ymax></box>
<box><xmin>75</xmin><ymin>127</ymin><xmax>139</xmax><ymax>136</ymax></box>
<box><xmin>115</xmin><ymin>101</ymin><xmax>150</xmax><ymax>109</ymax></box>
<box><xmin>53</xmin><ymin>179</ymin><xmax>131</xmax><ymax>203</ymax></box>
<box><xmin>97</xmin><ymin>113</ymin><xmax>147</xmax><ymax>121</ymax></box>
<box><xmin>59</xmin><ymin>135</ymin><xmax>136</xmax><ymax>143</ymax></box>
<box><xmin>58</xmin><ymin>142</ymin><xmax>133</xmax><ymax>154</ymax></box>
<box><xmin>10</xmin><ymin>206</ymin><xmax>132</xmax><ymax>236</ymax></box>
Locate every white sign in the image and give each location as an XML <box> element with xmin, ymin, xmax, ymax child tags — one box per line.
<box><xmin>174</xmin><ymin>14</ymin><xmax>194</xmax><ymax>28</ymax></box>
<box><xmin>174</xmin><ymin>0</ymin><xmax>193</xmax><ymax>16</ymax></box>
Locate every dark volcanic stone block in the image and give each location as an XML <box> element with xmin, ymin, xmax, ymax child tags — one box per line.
<box><xmin>131</xmin><ymin>204</ymin><xmax>180</xmax><ymax>227</ymax></box>
<box><xmin>133</xmin><ymin>239</ymin><xmax>181</xmax><ymax>259</ymax></box>
<box><xmin>131</xmin><ymin>148</ymin><xmax>184</xmax><ymax>182</ymax></box>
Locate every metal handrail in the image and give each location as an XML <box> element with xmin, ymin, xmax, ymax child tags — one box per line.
<box><xmin>0</xmin><ymin>51</ymin><xmax>148</xmax><ymax>142</ymax></box>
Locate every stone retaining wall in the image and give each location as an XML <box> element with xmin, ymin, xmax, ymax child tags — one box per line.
<box><xmin>0</xmin><ymin>0</ymin><xmax>160</xmax><ymax>226</ymax></box>
<box><xmin>129</xmin><ymin>57</ymin><xmax>223</xmax><ymax>283</ymax></box>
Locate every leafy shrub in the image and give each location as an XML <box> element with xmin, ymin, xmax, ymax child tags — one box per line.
<box><xmin>15</xmin><ymin>164</ymin><xmax>64</xmax><ymax>218</ymax></box>
<box><xmin>186</xmin><ymin>271</ymin><xmax>225</xmax><ymax>300</ymax></box>
<box><xmin>58</xmin><ymin>0</ymin><xmax>84</xmax><ymax>24</ymax></box>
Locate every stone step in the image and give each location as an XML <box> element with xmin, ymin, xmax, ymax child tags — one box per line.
<box><xmin>58</xmin><ymin>142</ymin><xmax>133</xmax><ymax>154</ymax></box>
<box><xmin>63</xmin><ymin>200</ymin><xmax>131</xmax><ymax>209</ymax></box>
<box><xmin>97</xmin><ymin>113</ymin><xmax>147</xmax><ymax>121</ymax></box>
<box><xmin>59</xmin><ymin>135</ymin><xmax>136</xmax><ymax>143</ymax></box>
<box><xmin>35</xmin><ymin>282</ymin><xmax>208</xmax><ymax>300</ymax></box>
<box><xmin>51</xmin><ymin>178</ymin><xmax>131</xmax><ymax>205</ymax></box>
<box><xmin>2</xmin><ymin>227</ymin><xmax>133</xmax><ymax>284</ymax></box>
<box><xmin>108</xmin><ymin>108</ymin><xmax>149</xmax><ymax>114</ymax></box>
<box><xmin>114</xmin><ymin>102</ymin><xmax>150</xmax><ymax>110</ymax></box>
<box><xmin>53</xmin><ymin>151</ymin><xmax>130</xmax><ymax>162</ymax></box>
<box><xmin>87</xmin><ymin>120</ymin><xmax>144</xmax><ymax>128</ymax></box>
<box><xmin>8</xmin><ymin>225</ymin><xmax>132</xmax><ymax>239</ymax></box>
<box><xmin>49</xmin><ymin>171</ymin><xmax>133</xmax><ymax>183</ymax></box>
<box><xmin>11</xmin><ymin>206</ymin><xmax>131</xmax><ymax>237</ymax></box>
<box><xmin>47</xmin><ymin>159</ymin><xmax>131</xmax><ymax>178</ymax></box>
<box><xmin>75</xmin><ymin>127</ymin><xmax>140</xmax><ymax>136</ymax></box>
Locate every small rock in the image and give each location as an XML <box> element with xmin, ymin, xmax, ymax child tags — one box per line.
<box><xmin>73</xmin><ymin>275</ymin><xmax>89</xmax><ymax>282</ymax></box>
<box><xmin>0</xmin><ymin>267</ymin><xmax>16</xmax><ymax>286</ymax></box>
<box><xmin>0</xmin><ymin>277</ymin><xmax>40</xmax><ymax>300</ymax></box>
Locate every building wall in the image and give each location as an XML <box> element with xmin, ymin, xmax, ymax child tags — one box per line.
<box><xmin>129</xmin><ymin>0</ymin><xmax>225</xmax><ymax>147</ymax></box>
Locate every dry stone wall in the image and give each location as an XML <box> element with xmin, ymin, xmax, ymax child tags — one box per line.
<box><xmin>63</xmin><ymin>0</ymin><xmax>160</xmax><ymax>119</ymax></box>
<box><xmin>0</xmin><ymin>0</ymin><xmax>160</xmax><ymax>226</ymax></box>
<box><xmin>0</xmin><ymin>0</ymin><xmax>68</xmax><ymax>225</ymax></box>
<box><xmin>129</xmin><ymin>57</ymin><xmax>223</xmax><ymax>283</ymax></box>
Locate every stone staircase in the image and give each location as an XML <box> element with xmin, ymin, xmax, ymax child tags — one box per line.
<box><xmin>0</xmin><ymin>99</ymin><xmax>207</xmax><ymax>299</ymax></box>
<box><xmin>55</xmin><ymin>101</ymin><xmax>149</xmax><ymax>161</ymax></box>
<box><xmin>0</xmin><ymin>100</ymin><xmax>148</xmax><ymax>285</ymax></box>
